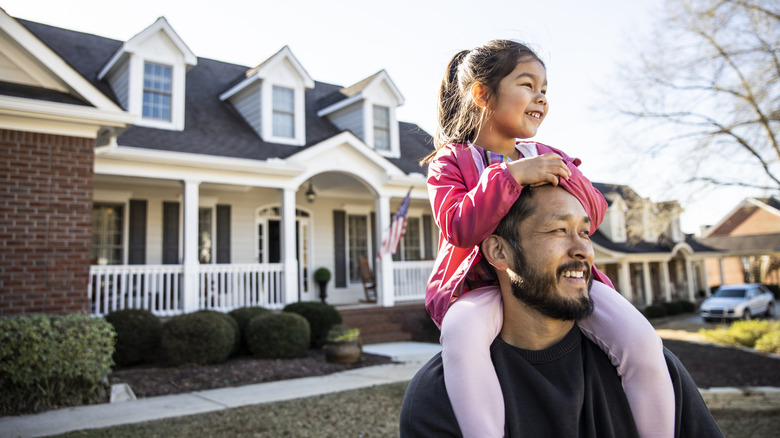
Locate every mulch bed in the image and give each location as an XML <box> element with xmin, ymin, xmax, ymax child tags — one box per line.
<box><xmin>109</xmin><ymin>340</ymin><xmax>780</xmax><ymax>399</ymax></box>
<box><xmin>108</xmin><ymin>350</ymin><xmax>395</xmax><ymax>398</ymax></box>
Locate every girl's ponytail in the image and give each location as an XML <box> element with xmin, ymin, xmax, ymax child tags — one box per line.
<box><xmin>420</xmin><ymin>50</ymin><xmax>469</xmax><ymax>164</ymax></box>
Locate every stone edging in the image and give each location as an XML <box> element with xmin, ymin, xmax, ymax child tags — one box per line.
<box><xmin>700</xmin><ymin>387</ymin><xmax>780</xmax><ymax>410</ymax></box>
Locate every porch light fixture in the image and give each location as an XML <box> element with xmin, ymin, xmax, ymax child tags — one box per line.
<box><xmin>305</xmin><ymin>181</ymin><xmax>316</xmax><ymax>203</ymax></box>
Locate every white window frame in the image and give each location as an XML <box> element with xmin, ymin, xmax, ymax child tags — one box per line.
<box><xmin>261</xmin><ymin>81</ymin><xmax>306</xmax><ymax>146</ymax></box>
<box><xmin>91</xmin><ymin>190</ymin><xmax>132</xmax><ymax>265</ymax></box>
<box><xmin>373</xmin><ymin>104</ymin><xmax>391</xmax><ymax>151</ymax></box>
<box><xmin>142</xmin><ymin>62</ymin><xmax>173</xmax><ymax>121</ymax></box>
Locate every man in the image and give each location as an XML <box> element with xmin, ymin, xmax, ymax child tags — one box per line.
<box><xmin>400</xmin><ymin>185</ymin><xmax>723</xmax><ymax>437</ymax></box>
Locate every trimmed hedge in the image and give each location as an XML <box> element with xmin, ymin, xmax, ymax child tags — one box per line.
<box><xmin>196</xmin><ymin>310</ymin><xmax>241</xmax><ymax>357</ymax></box>
<box><xmin>676</xmin><ymin>300</ymin><xmax>696</xmax><ymax>313</ymax></box>
<box><xmin>0</xmin><ymin>313</ymin><xmax>115</xmax><ymax>415</ymax></box>
<box><xmin>283</xmin><ymin>302</ymin><xmax>342</xmax><ymax>348</ymax></box>
<box><xmin>661</xmin><ymin>301</ymin><xmax>684</xmax><ymax>316</ymax></box>
<box><xmin>161</xmin><ymin>312</ymin><xmax>234</xmax><ymax>366</ymax></box>
<box><xmin>643</xmin><ymin>305</ymin><xmax>668</xmax><ymax>319</ymax></box>
<box><xmin>246</xmin><ymin>312</ymin><xmax>310</xmax><ymax>359</ymax></box>
<box><xmin>105</xmin><ymin>309</ymin><xmax>161</xmax><ymax>366</ymax></box>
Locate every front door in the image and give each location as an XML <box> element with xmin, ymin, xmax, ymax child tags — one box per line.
<box><xmin>257</xmin><ymin>207</ymin><xmax>311</xmax><ymax>300</ymax></box>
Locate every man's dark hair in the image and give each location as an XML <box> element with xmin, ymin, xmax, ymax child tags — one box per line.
<box><xmin>493</xmin><ymin>186</ymin><xmax>538</xmax><ymax>247</ymax></box>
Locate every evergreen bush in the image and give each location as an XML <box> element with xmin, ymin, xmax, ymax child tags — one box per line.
<box><xmin>105</xmin><ymin>309</ymin><xmax>161</xmax><ymax>366</ymax></box>
<box><xmin>0</xmin><ymin>313</ymin><xmax>115</xmax><ymax>415</ymax></box>
<box><xmin>283</xmin><ymin>302</ymin><xmax>342</xmax><ymax>348</ymax></box>
<box><xmin>195</xmin><ymin>310</ymin><xmax>240</xmax><ymax>357</ymax></box>
<box><xmin>661</xmin><ymin>301</ymin><xmax>684</xmax><ymax>316</ymax></box>
<box><xmin>246</xmin><ymin>312</ymin><xmax>310</xmax><ymax>359</ymax></box>
<box><xmin>676</xmin><ymin>300</ymin><xmax>696</xmax><ymax>313</ymax></box>
<box><xmin>643</xmin><ymin>305</ymin><xmax>668</xmax><ymax>319</ymax></box>
<box><xmin>228</xmin><ymin>306</ymin><xmax>271</xmax><ymax>353</ymax></box>
<box><xmin>161</xmin><ymin>312</ymin><xmax>233</xmax><ymax>366</ymax></box>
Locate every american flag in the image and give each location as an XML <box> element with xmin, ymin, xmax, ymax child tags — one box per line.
<box><xmin>380</xmin><ymin>189</ymin><xmax>412</xmax><ymax>258</ymax></box>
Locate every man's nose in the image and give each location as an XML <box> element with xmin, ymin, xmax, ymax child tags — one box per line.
<box><xmin>568</xmin><ymin>235</ymin><xmax>594</xmax><ymax>261</ymax></box>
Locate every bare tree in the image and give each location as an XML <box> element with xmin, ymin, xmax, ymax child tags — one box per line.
<box><xmin>614</xmin><ymin>0</ymin><xmax>779</xmax><ymax>190</ymax></box>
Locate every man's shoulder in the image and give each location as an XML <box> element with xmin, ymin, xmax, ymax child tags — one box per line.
<box><xmin>400</xmin><ymin>352</ymin><xmax>461</xmax><ymax>437</ymax></box>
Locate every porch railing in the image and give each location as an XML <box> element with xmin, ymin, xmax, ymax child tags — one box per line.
<box><xmin>392</xmin><ymin>260</ymin><xmax>433</xmax><ymax>303</ymax></box>
<box><xmin>88</xmin><ymin>263</ymin><xmax>284</xmax><ymax>317</ymax></box>
<box><xmin>88</xmin><ymin>265</ymin><xmax>184</xmax><ymax>317</ymax></box>
<box><xmin>199</xmin><ymin>263</ymin><xmax>285</xmax><ymax>311</ymax></box>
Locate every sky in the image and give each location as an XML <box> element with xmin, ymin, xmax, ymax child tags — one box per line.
<box><xmin>3</xmin><ymin>0</ymin><xmax>772</xmax><ymax>234</ymax></box>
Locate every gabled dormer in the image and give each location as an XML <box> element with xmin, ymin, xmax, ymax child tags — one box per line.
<box><xmin>316</xmin><ymin>70</ymin><xmax>405</xmax><ymax>157</ymax></box>
<box><xmin>219</xmin><ymin>46</ymin><xmax>314</xmax><ymax>146</ymax></box>
<box><xmin>98</xmin><ymin>17</ymin><xmax>196</xmax><ymax>131</ymax></box>
<box><xmin>657</xmin><ymin>201</ymin><xmax>684</xmax><ymax>243</ymax></box>
<box><xmin>600</xmin><ymin>193</ymin><xmax>628</xmax><ymax>243</ymax></box>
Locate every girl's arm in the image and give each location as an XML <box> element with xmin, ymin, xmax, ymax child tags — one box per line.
<box><xmin>427</xmin><ymin>145</ymin><xmax>523</xmax><ymax>248</ymax></box>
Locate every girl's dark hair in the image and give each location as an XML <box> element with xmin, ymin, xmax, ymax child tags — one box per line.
<box><xmin>420</xmin><ymin>40</ymin><xmax>544</xmax><ymax>164</ymax></box>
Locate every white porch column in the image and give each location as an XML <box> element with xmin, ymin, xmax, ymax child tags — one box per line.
<box><xmin>618</xmin><ymin>261</ymin><xmax>633</xmax><ymax>303</ymax></box>
<box><xmin>661</xmin><ymin>262</ymin><xmax>672</xmax><ymax>302</ymax></box>
<box><xmin>642</xmin><ymin>261</ymin><xmax>653</xmax><ymax>306</ymax></box>
<box><xmin>700</xmin><ymin>260</ymin><xmax>711</xmax><ymax>297</ymax></box>
<box><xmin>182</xmin><ymin>179</ymin><xmax>200</xmax><ymax>313</ymax></box>
<box><xmin>281</xmin><ymin>188</ymin><xmax>298</xmax><ymax>305</ymax></box>
<box><xmin>718</xmin><ymin>258</ymin><xmax>725</xmax><ymax>286</ymax></box>
<box><xmin>685</xmin><ymin>259</ymin><xmax>696</xmax><ymax>302</ymax></box>
<box><xmin>376</xmin><ymin>195</ymin><xmax>394</xmax><ymax>307</ymax></box>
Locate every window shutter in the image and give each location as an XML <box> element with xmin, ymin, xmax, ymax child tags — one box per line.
<box><xmin>128</xmin><ymin>200</ymin><xmax>147</xmax><ymax>265</ymax></box>
<box><xmin>333</xmin><ymin>210</ymin><xmax>346</xmax><ymax>288</ymax></box>
<box><xmin>423</xmin><ymin>214</ymin><xmax>434</xmax><ymax>259</ymax></box>
<box><xmin>216</xmin><ymin>205</ymin><xmax>231</xmax><ymax>264</ymax></box>
<box><xmin>162</xmin><ymin>201</ymin><xmax>179</xmax><ymax>264</ymax></box>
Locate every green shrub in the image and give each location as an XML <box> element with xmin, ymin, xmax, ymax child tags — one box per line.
<box><xmin>676</xmin><ymin>300</ymin><xmax>696</xmax><ymax>313</ymax></box>
<box><xmin>196</xmin><ymin>310</ymin><xmax>240</xmax><ymax>357</ymax></box>
<box><xmin>246</xmin><ymin>312</ymin><xmax>310</xmax><ymax>359</ymax></box>
<box><xmin>105</xmin><ymin>309</ymin><xmax>161</xmax><ymax>367</ymax></box>
<box><xmin>766</xmin><ymin>284</ymin><xmax>780</xmax><ymax>299</ymax></box>
<box><xmin>0</xmin><ymin>313</ymin><xmax>115</xmax><ymax>415</ymax></box>
<box><xmin>755</xmin><ymin>331</ymin><xmax>780</xmax><ymax>354</ymax></box>
<box><xmin>699</xmin><ymin>320</ymin><xmax>780</xmax><ymax>348</ymax></box>
<box><xmin>228</xmin><ymin>306</ymin><xmax>271</xmax><ymax>353</ymax></box>
<box><xmin>644</xmin><ymin>305</ymin><xmax>668</xmax><ymax>319</ymax></box>
<box><xmin>161</xmin><ymin>312</ymin><xmax>234</xmax><ymax>366</ymax></box>
<box><xmin>283</xmin><ymin>302</ymin><xmax>342</xmax><ymax>348</ymax></box>
<box><xmin>661</xmin><ymin>301</ymin><xmax>684</xmax><ymax>316</ymax></box>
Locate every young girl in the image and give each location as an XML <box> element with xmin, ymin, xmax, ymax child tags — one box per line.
<box><xmin>422</xmin><ymin>40</ymin><xmax>674</xmax><ymax>438</ymax></box>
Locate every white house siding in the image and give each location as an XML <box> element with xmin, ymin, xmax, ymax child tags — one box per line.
<box><xmin>328</xmin><ymin>102</ymin><xmax>364</xmax><ymax>140</ymax></box>
<box><xmin>231</xmin><ymin>83</ymin><xmax>262</xmax><ymax>136</ymax></box>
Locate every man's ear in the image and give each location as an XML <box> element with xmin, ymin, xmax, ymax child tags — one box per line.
<box><xmin>470</xmin><ymin>82</ymin><xmax>489</xmax><ymax>109</ymax></box>
<box><xmin>481</xmin><ymin>235</ymin><xmax>511</xmax><ymax>272</ymax></box>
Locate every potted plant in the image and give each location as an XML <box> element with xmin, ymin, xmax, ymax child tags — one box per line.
<box><xmin>323</xmin><ymin>325</ymin><xmax>362</xmax><ymax>364</ymax></box>
<box><xmin>314</xmin><ymin>267</ymin><xmax>331</xmax><ymax>304</ymax></box>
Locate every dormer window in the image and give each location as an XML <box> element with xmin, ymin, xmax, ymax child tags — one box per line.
<box><xmin>373</xmin><ymin>105</ymin><xmax>390</xmax><ymax>151</ymax></box>
<box><xmin>143</xmin><ymin>62</ymin><xmax>172</xmax><ymax>121</ymax></box>
<box><xmin>272</xmin><ymin>86</ymin><xmax>295</xmax><ymax>138</ymax></box>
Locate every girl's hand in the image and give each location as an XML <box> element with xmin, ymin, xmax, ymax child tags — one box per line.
<box><xmin>507</xmin><ymin>153</ymin><xmax>572</xmax><ymax>187</ymax></box>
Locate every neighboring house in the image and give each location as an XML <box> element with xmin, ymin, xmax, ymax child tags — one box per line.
<box><xmin>700</xmin><ymin>196</ymin><xmax>780</xmax><ymax>288</ymax></box>
<box><xmin>590</xmin><ymin>183</ymin><xmax>720</xmax><ymax>306</ymax></box>
<box><xmin>0</xmin><ymin>11</ymin><xmax>716</xmax><ymax>318</ymax></box>
<box><xmin>0</xmin><ymin>12</ymin><xmax>435</xmax><ymax>317</ymax></box>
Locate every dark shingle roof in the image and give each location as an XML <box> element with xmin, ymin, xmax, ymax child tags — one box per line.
<box><xmin>0</xmin><ymin>81</ymin><xmax>89</xmax><ymax>105</ymax></box>
<box><xmin>17</xmin><ymin>18</ymin><xmax>432</xmax><ymax>169</ymax></box>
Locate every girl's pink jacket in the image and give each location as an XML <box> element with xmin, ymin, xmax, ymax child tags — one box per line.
<box><xmin>425</xmin><ymin>142</ymin><xmax>613</xmax><ymax>328</ymax></box>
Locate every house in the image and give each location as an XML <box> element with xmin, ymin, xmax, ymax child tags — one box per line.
<box><xmin>700</xmin><ymin>196</ymin><xmax>780</xmax><ymax>288</ymax></box>
<box><xmin>0</xmin><ymin>11</ymin><xmax>435</xmax><ymax>317</ymax></box>
<box><xmin>0</xmin><ymin>11</ymin><xmax>715</xmax><ymax>319</ymax></box>
<box><xmin>590</xmin><ymin>183</ymin><xmax>720</xmax><ymax>305</ymax></box>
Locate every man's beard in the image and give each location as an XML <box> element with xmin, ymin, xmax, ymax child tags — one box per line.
<box><xmin>507</xmin><ymin>243</ymin><xmax>594</xmax><ymax>321</ymax></box>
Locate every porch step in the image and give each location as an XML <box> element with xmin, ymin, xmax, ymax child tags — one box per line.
<box><xmin>337</xmin><ymin>303</ymin><xmax>439</xmax><ymax>345</ymax></box>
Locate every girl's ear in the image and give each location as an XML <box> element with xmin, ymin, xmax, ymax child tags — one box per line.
<box><xmin>470</xmin><ymin>82</ymin><xmax>489</xmax><ymax>109</ymax></box>
<box><xmin>481</xmin><ymin>235</ymin><xmax>510</xmax><ymax>272</ymax></box>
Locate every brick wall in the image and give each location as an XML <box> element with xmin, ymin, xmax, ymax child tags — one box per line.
<box><xmin>0</xmin><ymin>129</ymin><xmax>94</xmax><ymax>315</ymax></box>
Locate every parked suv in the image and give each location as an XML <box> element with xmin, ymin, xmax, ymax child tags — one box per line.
<box><xmin>700</xmin><ymin>283</ymin><xmax>776</xmax><ymax>322</ymax></box>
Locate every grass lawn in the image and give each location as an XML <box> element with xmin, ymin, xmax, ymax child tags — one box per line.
<box><xmin>50</xmin><ymin>382</ymin><xmax>779</xmax><ymax>438</ymax></box>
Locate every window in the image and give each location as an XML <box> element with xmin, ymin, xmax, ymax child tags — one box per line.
<box><xmin>403</xmin><ymin>217</ymin><xmax>421</xmax><ymax>261</ymax></box>
<box><xmin>373</xmin><ymin>105</ymin><xmax>390</xmax><ymax>151</ymax></box>
<box><xmin>199</xmin><ymin>208</ymin><xmax>213</xmax><ymax>264</ymax></box>
<box><xmin>143</xmin><ymin>63</ymin><xmax>172</xmax><ymax>120</ymax></box>
<box><xmin>348</xmin><ymin>215</ymin><xmax>369</xmax><ymax>282</ymax></box>
<box><xmin>272</xmin><ymin>86</ymin><xmax>295</xmax><ymax>138</ymax></box>
<box><xmin>91</xmin><ymin>203</ymin><xmax>124</xmax><ymax>265</ymax></box>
